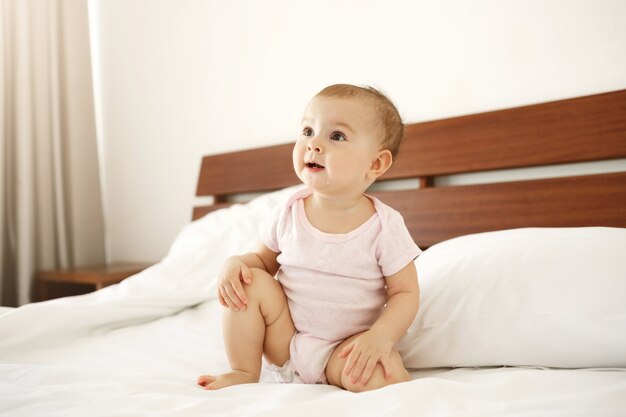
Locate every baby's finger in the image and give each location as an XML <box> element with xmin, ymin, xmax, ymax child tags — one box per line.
<box><xmin>240</xmin><ymin>264</ymin><xmax>252</xmax><ymax>284</ymax></box>
<box><xmin>220</xmin><ymin>287</ymin><xmax>240</xmax><ymax>310</ymax></box>
<box><xmin>220</xmin><ymin>286</ymin><xmax>241</xmax><ymax>310</ymax></box>
<box><xmin>338</xmin><ymin>343</ymin><xmax>354</xmax><ymax>358</ymax></box>
<box><xmin>218</xmin><ymin>291</ymin><xmax>227</xmax><ymax>307</ymax></box>
<box><xmin>343</xmin><ymin>350</ymin><xmax>360</xmax><ymax>377</ymax></box>
<box><xmin>231</xmin><ymin>280</ymin><xmax>248</xmax><ymax>306</ymax></box>
<box><xmin>219</xmin><ymin>287</ymin><xmax>235</xmax><ymax>309</ymax></box>
<box><xmin>359</xmin><ymin>357</ymin><xmax>377</xmax><ymax>385</ymax></box>
<box><xmin>380</xmin><ymin>356</ymin><xmax>394</xmax><ymax>380</ymax></box>
<box><xmin>350</xmin><ymin>354</ymin><xmax>367</xmax><ymax>384</ymax></box>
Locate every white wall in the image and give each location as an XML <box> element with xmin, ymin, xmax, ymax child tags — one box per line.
<box><xmin>89</xmin><ymin>0</ymin><xmax>626</xmax><ymax>263</ymax></box>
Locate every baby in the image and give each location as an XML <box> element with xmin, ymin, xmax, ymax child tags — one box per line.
<box><xmin>197</xmin><ymin>84</ymin><xmax>421</xmax><ymax>393</ymax></box>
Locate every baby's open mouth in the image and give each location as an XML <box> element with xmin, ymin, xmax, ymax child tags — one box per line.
<box><xmin>306</xmin><ymin>162</ymin><xmax>325</xmax><ymax>169</ymax></box>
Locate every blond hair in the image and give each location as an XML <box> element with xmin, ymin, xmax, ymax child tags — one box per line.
<box><xmin>315</xmin><ymin>84</ymin><xmax>404</xmax><ymax>158</ymax></box>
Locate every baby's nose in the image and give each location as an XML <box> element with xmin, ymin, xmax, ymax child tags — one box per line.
<box><xmin>306</xmin><ymin>142</ymin><xmax>322</xmax><ymax>152</ymax></box>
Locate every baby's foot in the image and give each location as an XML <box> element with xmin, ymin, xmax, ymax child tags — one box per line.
<box><xmin>197</xmin><ymin>371</ymin><xmax>258</xmax><ymax>390</ymax></box>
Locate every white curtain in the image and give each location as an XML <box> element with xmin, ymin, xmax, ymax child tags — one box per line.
<box><xmin>1</xmin><ymin>0</ymin><xmax>105</xmax><ymax>306</ymax></box>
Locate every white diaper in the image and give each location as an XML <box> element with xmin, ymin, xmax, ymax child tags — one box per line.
<box><xmin>267</xmin><ymin>360</ymin><xmax>303</xmax><ymax>384</ymax></box>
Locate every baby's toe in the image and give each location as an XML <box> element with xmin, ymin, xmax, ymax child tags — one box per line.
<box><xmin>197</xmin><ymin>374</ymin><xmax>216</xmax><ymax>387</ymax></box>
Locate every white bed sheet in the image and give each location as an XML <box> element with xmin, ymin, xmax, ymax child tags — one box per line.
<box><xmin>1</xmin><ymin>296</ymin><xmax>625</xmax><ymax>417</ymax></box>
<box><xmin>0</xmin><ymin>307</ymin><xmax>13</xmax><ymax>316</ymax></box>
<box><xmin>1</xmin><ymin>190</ymin><xmax>625</xmax><ymax>416</ymax></box>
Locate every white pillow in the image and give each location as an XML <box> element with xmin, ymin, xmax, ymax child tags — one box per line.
<box><xmin>397</xmin><ymin>227</ymin><xmax>626</xmax><ymax>369</ymax></box>
<box><xmin>166</xmin><ymin>185</ymin><xmax>304</xmax><ymax>261</ymax></box>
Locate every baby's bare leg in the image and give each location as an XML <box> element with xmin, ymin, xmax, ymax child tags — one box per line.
<box><xmin>198</xmin><ymin>268</ymin><xmax>295</xmax><ymax>390</ymax></box>
<box><xmin>325</xmin><ymin>332</ymin><xmax>410</xmax><ymax>393</ymax></box>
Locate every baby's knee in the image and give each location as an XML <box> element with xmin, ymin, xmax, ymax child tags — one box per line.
<box><xmin>244</xmin><ymin>268</ymin><xmax>284</xmax><ymax>301</ymax></box>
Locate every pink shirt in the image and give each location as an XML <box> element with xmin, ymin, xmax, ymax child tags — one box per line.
<box><xmin>259</xmin><ymin>187</ymin><xmax>421</xmax><ymax>383</ymax></box>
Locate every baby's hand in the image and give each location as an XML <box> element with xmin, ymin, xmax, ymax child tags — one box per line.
<box><xmin>217</xmin><ymin>256</ymin><xmax>252</xmax><ymax>310</ymax></box>
<box><xmin>338</xmin><ymin>330</ymin><xmax>394</xmax><ymax>386</ymax></box>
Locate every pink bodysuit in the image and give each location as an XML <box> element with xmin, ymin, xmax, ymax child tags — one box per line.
<box><xmin>259</xmin><ymin>188</ymin><xmax>421</xmax><ymax>384</ymax></box>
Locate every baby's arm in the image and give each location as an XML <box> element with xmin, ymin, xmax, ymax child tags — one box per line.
<box><xmin>370</xmin><ymin>262</ymin><xmax>420</xmax><ymax>343</ymax></box>
<box><xmin>217</xmin><ymin>241</ymin><xmax>279</xmax><ymax>310</ymax></box>
<box><xmin>339</xmin><ymin>262</ymin><xmax>419</xmax><ymax>385</ymax></box>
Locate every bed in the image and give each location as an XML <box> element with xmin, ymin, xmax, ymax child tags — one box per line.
<box><xmin>1</xmin><ymin>89</ymin><xmax>626</xmax><ymax>416</ymax></box>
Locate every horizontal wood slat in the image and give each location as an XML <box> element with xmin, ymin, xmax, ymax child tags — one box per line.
<box><xmin>196</xmin><ymin>89</ymin><xmax>626</xmax><ymax>197</ymax></box>
<box><xmin>389</xmin><ymin>89</ymin><xmax>626</xmax><ymax>178</ymax></box>
<box><xmin>372</xmin><ymin>172</ymin><xmax>626</xmax><ymax>248</ymax></box>
<box><xmin>193</xmin><ymin>172</ymin><xmax>626</xmax><ymax>247</ymax></box>
<box><xmin>196</xmin><ymin>144</ymin><xmax>297</xmax><ymax>197</ymax></box>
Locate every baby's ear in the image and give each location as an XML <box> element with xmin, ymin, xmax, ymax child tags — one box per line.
<box><xmin>368</xmin><ymin>149</ymin><xmax>393</xmax><ymax>180</ymax></box>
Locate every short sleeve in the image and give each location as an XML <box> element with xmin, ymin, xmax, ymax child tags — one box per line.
<box><xmin>258</xmin><ymin>203</ymin><xmax>283</xmax><ymax>253</ymax></box>
<box><xmin>377</xmin><ymin>209</ymin><xmax>422</xmax><ymax>277</ymax></box>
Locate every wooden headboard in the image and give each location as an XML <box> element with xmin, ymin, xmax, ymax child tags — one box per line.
<box><xmin>193</xmin><ymin>89</ymin><xmax>626</xmax><ymax>249</ymax></box>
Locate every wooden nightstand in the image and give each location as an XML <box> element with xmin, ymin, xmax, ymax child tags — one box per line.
<box><xmin>36</xmin><ymin>263</ymin><xmax>152</xmax><ymax>301</ymax></box>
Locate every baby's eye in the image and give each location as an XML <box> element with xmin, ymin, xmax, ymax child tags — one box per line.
<box><xmin>302</xmin><ymin>127</ymin><xmax>313</xmax><ymax>137</ymax></box>
<box><xmin>330</xmin><ymin>132</ymin><xmax>346</xmax><ymax>141</ymax></box>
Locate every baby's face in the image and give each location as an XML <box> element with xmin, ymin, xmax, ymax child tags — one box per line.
<box><xmin>293</xmin><ymin>95</ymin><xmax>384</xmax><ymax>197</ymax></box>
